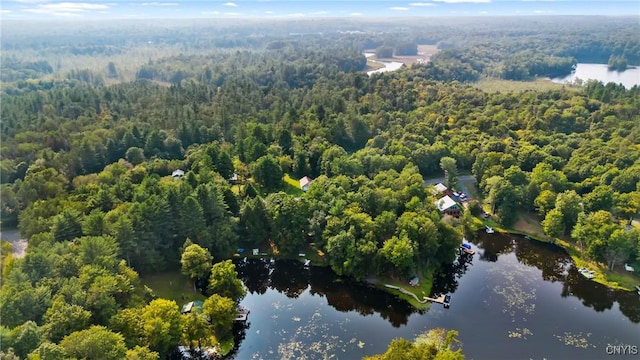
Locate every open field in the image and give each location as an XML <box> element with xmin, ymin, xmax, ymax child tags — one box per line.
<box><xmin>365</xmin><ymin>60</ymin><xmax>385</xmax><ymax>72</ymax></box>
<box><xmin>474</xmin><ymin>77</ymin><xmax>574</xmax><ymax>93</ymax></box>
<box><xmin>368</xmin><ymin>270</ymin><xmax>434</xmax><ymax>310</ymax></box>
<box><xmin>366</xmin><ymin>44</ymin><xmax>439</xmax><ymax>66</ymax></box>
<box><xmin>283</xmin><ymin>173</ymin><xmax>304</xmax><ymax>196</ymax></box>
<box><xmin>512</xmin><ymin>212</ymin><xmax>545</xmax><ymax>238</ymax></box>
<box><xmin>141</xmin><ymin>271</ymin><xmax>205</xmax><ymax>303</ymax></box>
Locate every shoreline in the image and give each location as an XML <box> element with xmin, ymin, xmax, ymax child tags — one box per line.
<box><xmin>469</xmin><ymin>218</ymin><xmax>638</xmax><ymax>291</ymax></box>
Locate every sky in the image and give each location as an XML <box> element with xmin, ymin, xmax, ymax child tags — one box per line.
<box><xmin>0</xmin><ymin>0</ymin><xmax>638</xmax><ymax>20</ymax></box>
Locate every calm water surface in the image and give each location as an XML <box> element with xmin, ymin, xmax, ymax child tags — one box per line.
<box><xmin>230</xmin><ymin>232</ymin><xmax>640</xmax><ymax>359</ymax></box>
<box><xmin>552</xmin><ymin>63</ymin><xmax>640</xmax><ymax>89</ymax></box>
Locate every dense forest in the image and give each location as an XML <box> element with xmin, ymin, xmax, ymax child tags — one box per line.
<box><xmin>1</xmin><ymin>16</ymin><xmax>639</xmax><ymax>359</ymax></box>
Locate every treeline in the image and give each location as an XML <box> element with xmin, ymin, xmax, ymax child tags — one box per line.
<box><xmin>1</xmin><ymin>22</ymin><xmax>640</xmax><ymax>358</ymax></box>
<box><xmin>2</xmin><ymin>17</ymin><xmax>638</xmax><ymax>85</ymax></box>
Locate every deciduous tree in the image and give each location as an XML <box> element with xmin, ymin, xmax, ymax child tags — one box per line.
<box><xmin>59</xmin><ymin>326</ymin><xmax>126</xmax><ymax>360</ymax></box>
<box><xmin>208</xmin><ymin>260</ymin><xmax>246</xmax><ymax>304</ymax></box>
<box><xmin>141</xmin><ymin>299</ymin><xmax>182</xmax><ymax>356</ymax></box>
<box><xmin>202</xmin><ymin>294</ymin><xmax>236</xmax><ymax>340</ymax></box>
<box><xmin>180</xmin><ymin>243</ymin><xmax>213</xmax><ymax>286</ymax></box>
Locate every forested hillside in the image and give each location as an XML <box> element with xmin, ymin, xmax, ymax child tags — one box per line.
<box><xmin>1</xmin><ymin>17</ymin><xmax>639</xmax><ymax>359</ymax></box>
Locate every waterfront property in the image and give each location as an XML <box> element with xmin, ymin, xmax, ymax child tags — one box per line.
<box><xmin>230</xmin><ymin>234</ymin><xmax>640</xmax><ymax>360</ymax></box>
<box><xmin>435</xmin><ymin>195</ymin><xmax>462</xmax><ymax>217</ymax></box>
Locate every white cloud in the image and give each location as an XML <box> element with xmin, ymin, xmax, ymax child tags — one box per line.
<box><xmin>434</xmin><ymin>0</ymin><xmax>490</xmax><ymax>3</ymax></box>
<box><xmin>141</xmin><ymin>2</ymin><xmax>179</xmax><ymax>6</ymax></box>
<box><xmin>284</xmin><ymin>13</ymin><xmax>305</xmax><ymax>17</ymax></box>
<box><xmin>350</xmin><ymin>12</ymin><xmax>363</xmax><ymax>16</ymax></box>
<box><xmin>265</xmin><ymin>10</ymin><xmax>273</xmax><ymax>14</ymax></box>
<box><xmin>23</xmin><ymin>2</ymin><xmax>110</xmax><ymax>14</ymax></box>
<box><xmin>52</xmin><ymin>11</ymin><xmax>82</xmax><ymax>16</ymax></box>
<box><xmin>390</xmin><ymin>7</ymin><xmax>410</xmax><ymax>10</ymax></box>
<box><xmin>534</xmin><ymin>9</ymin><xmax>553</xmax><ymax>13</ymax></box>
<box><xmin>224</xmin><ymin>2</ymin><xmax>238</xmax><ymax>7</ymax></box>
<box><xmin>15</xmin><ymin>0</ymin><xmax>51</xmax><ymax>3</ymax></box>
<box><xmin>224</xmin><ymin>11</ymin><xmax>241</xmax><ymax>15</ymax></box>
<box><xmin>309</xmin><ymin>10</ymin><xmax>328</xmax><ymax>15</ymax></box>
<box><xmin>409</xmin><ymin>2</ymin><xmax>436</xmax><ymax>6</ymax></box>
<box><xmin>201</xmin><ymin>11</ymin><xmax>220</xmax><ymax>15</ymax></box>
<box><xmin>478</xmin><ymin>10</ymin><xmax>488</xmax><ymax>14</ymax></box>
<box><xmin>0</xmin><ymin>9</ymin><xmax>12</xmax><ymax>13</ymax></box>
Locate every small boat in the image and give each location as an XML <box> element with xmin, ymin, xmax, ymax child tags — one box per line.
<box><xmin>635</xmin><ymin>285</ymin><xmax>640</xmax><ymax>295</ymax></box>
<box><xmin>443</xmin><ymin>294</ymin><xmax>451</xmax><ymax>309</ymax></box>
<box><xmin>485</xmin><ymin>226</ymin><xmax>494</xmax><ymax>234</ymax></box>
<box><xmin>624</xmin><ymin>263</ymin><xmax>635</xmax><ymax>272</ymax></box>
<box><xmin>578</xmin><ymin>268</ymin><xmax>595</xmax><ymax>279</ymax></box>
<box><xmin>303</xmin><ymin>259</ymin><xmax>311</xmax><ymax>267</ymax></box>
<box><xmin>460</xmin><ymin>243</ymin><xmax>475</xmax><ymax>255</ymax></box>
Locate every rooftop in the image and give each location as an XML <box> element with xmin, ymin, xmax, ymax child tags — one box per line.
<box><xmin>435</xmin><ymin>195</ymin><xmax>458</xmax><ymax>212</ymax></box>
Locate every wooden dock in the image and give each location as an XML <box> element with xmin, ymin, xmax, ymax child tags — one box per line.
<box><xmin>384</xmin><ymin>284</ymin><xmax>450</xmax><ymax>307</ymax></box>
<box><xmin>424</xmin><ymin>294</ymin><xmax>447</xmax><ymax>304</ymax></box>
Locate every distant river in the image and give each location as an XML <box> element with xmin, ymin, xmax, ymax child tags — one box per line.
<box><xmin>228</xmin><ymin>232</ymin><xmax>640</xmax><ymax>359</ymax></box>
<box><xmin>364</xmin><ymin>52</ymin><xmax>404</xmax><ymax>76</ymax></box>
<box><xmin>552</xmin><ymin>63</ymin><xmax>640</xmax><ymax>89</ymax></box>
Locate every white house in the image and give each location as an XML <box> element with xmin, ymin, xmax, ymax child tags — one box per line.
<box><xmin>299</xmin><ymin>176</ymin><xmax>313</xmax><ymax>191</ymax></box>
<box><xmin>435</xmin><ymin>195</ymin><xmax>462</xmax><ymax>217</ymax></box>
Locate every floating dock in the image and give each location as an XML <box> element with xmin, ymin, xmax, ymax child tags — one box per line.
<box><xmin>424</xmin><ymin>294</ymin><xmax>447</xmax><ymax>304</ymax></box>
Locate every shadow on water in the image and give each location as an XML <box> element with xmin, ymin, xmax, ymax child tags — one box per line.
<box><xmin>468</xmin><ymin>231</ymin><xmax>640</xmax><ymax>324</ymax></box>
<box><xmin>221</xmin><ymin>232</ymin><xmax>639</xmax><ymax>360</ymax></box>
<box><xmin>430</xmin><ymin>251</ymin><xmax>472</xmax><ymax>297</ymax></box>
<box><xmin>234</xmin><ymin>258</ymin><xmax>416</xmax><ymax>327</ymax></box>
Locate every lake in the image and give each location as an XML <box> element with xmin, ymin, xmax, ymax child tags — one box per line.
<box><xmin>552</xmin><ymin>63</ymin><xmax>640</xmax><ymax>89</ymax></box>
<box><xmin>229</xmin><ymin>231</ymin><xmax>640</xmax><ymax>359</ymax></box>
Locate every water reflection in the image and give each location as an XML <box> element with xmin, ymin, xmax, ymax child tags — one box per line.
<box><xmin>470</xmin><ymin>231</ymin><xmax>640</xmax><ymax>324</ymax></box>
<box><xmin>229</xmin><ymin>231</ymin><xmax>639</xmax><ymax>360</ymax></box>
<box><xmin>431</xmin><ymin>251</ymin><xmax>472</xmax><ymax>296</ymax></box>
<box><xmin>234</xmin><ymin>258</ymin><xmax>417</xmax><ymax>327</ymax></box>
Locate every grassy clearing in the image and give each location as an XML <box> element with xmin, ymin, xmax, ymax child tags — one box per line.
<box><xmin>369</xmin><ymin>271</ymin><xmax>434</xmax><ymax>310</ymax></box>
<box><xmin>474</xmin><ymin>78</ymin><xmax>572</xmax><ymax>93</ymax></box>
<box><xmin>365</xmin><ymin>60</ymin><xmax>385</xmax><ymax>72</ymax></box>
<box><xmin>140</xmin><ymin>271</ymin><xmax>205</xmax><ymax>303</ymax></box>
<box><xmin>283</xmin><ymin>173</ymin><xmax>304</xmax><ymax>196</ymax></box>
<box><xmin>512</xmin><ymin>211</ymin><xmax>545</xmax><ymax>238</ymax></box>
